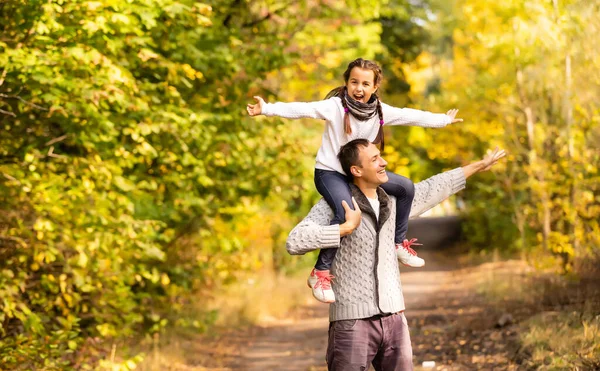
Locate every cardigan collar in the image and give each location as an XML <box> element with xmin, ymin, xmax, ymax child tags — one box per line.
<box><xmin>349</xmin><ymin>183</ymin><xmax>392</xmax><ymax>231</ymax></box>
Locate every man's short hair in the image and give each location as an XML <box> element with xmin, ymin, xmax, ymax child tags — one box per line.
<box><xmin>338</xmin><ymin>139</ymin><xmax>371</xmax><ymax>179</ymax></box>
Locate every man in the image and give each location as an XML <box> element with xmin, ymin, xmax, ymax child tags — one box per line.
<box><xmin>286</xmin><ymin>139</ymin><xmax>506</xmax><ymax>370</ymax></box>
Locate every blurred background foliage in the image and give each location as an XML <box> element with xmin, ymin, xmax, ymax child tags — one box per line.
<box><xmin>0</xmin><ymin>0</ymin><xmax>598</xmax><ymax>369</ymax></box>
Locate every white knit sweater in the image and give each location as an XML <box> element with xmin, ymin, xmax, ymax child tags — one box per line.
<box><xmin>286</xmin><ymin>168</ymin><xmax>466</xmax><ymax>321</ymax></box>
<box><xmin>262</xmin><ymin>97</ymin><xmax>451</xmax><ymax>174</ymax></box>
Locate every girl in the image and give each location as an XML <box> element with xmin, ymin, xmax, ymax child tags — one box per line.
<box><xmin>247</xmin><ymin>58</ymin><xmax>462</xmax><ymax>303</ymax></box>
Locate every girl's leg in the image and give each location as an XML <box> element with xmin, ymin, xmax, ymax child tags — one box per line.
<box><xmin>380</xmin><ymin>171</ymin><xmax>415</xmax><ymax>244</ymax></box>
<box><xmin>313</xmin><ymin>169</ymin><xmax>354</xmax><ymax>270</ymax></box>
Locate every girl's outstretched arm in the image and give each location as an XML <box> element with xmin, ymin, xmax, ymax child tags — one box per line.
<box><xmin>246</xmin><ymin>96</ymin><xmax>266</xmax><ymax>116</ymax></box>
<box><xmin>246</xmin><ymin>96</ymin><xmax>338</xmax><ymax>121</ymax></box>
<box><xmin>382</xmin><ymin>103</ymin><xmax>463</xmax><ymax>128</ymax></box>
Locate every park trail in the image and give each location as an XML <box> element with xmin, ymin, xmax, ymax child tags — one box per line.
<box><xmin>149</xmin><ymin>217</ymin><xmax>525</xmax><ymax>370</ymax></box>
<box><xmin>155</xmin><ymin>254</ymin><xmax>524</xmax><ymax>370</ymax></box>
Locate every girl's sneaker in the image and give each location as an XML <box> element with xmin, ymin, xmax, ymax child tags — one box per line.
<box><xmin>307</xmin><ymin>268</ymin><xmax>335</xmax><ymax>303</ymax></box>
<box><xmin>396</xmin><ymin>238</ymin><xmax>425</xmax><ymax>267</ymax></box>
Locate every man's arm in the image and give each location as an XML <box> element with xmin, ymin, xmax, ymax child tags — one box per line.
<box><xmin>286</xmin><ymin>198</ymin><xmax>361</xmax><ymax>256</ymax></box>
<box><xmin>411</xmin><ymin>147</ymin><xmax>506</xmax><ymax>217</ymax></box>
<box><xmin>410</xmin><ymin>168</ymin><xmax>466</xmax><ymax>218</ymax></box>
<box><xmin>286</xmin><ymin>167</ymin><xmax>465</xmax><ymax>255</ymax></box>
<box><xmin>286</xmin><ymin>148</ymin><xmax>506</xmax><ymax>255</ymax></box>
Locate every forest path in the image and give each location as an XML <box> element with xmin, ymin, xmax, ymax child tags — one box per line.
<box><xmin>171</xmin><ymin>250</ymin><xmax>522</xmax><ymax>370</ymax></box>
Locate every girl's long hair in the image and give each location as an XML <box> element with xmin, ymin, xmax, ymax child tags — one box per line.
<box><xmin>325</xmin><ymin>58</ymin><xmax>386</xmax><ymax>151</ymax></box>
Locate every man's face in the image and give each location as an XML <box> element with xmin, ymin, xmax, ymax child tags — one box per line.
<box><xmin>352</xmin><ymin>143</ymin><xmax>388</xmax><ymax>185</ymax></box>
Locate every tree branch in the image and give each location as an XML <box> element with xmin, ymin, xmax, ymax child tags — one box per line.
<box><xmin>0</xmin><ymin>235</ymin><xmax>27</xmax><ymax>249</ymax></box>
<box><xmin>2</xmin><ymin>172</ymin><xmax>19</xmax><ymax>183</ymax></box>
<box><xmin>0</xmin><ymin>107</ymin><xmax>16</xmax><ymax>116</ymax></box>
<box><xmin>16</xmin><ymin>25</ymin><xmax>36</xmax><ymax>48</ymax></box>
<box><xmin>241</xmin><ymin>4</ymin><xmax>290</xmax><ymax>28</ymax></box>
<box><xmin>0</xmin><ymin>156</ymin><xmax>19</xmax><ymax>165</ymax></box>
<box><xmin>46</xmin><ymin>146</ymin><xmax>66</xmax><ymax>159</ymax></box>
<box><xmin>45</xmin><ymin>134</ymin><xmax>68</xmax><ymax>146</ymax></box>
<box><xmin>0</xmin><ymin>92</ymin><xmax>48</xmax><ymax>111</ymax></box>
<box><xmin>222</xmin><ymin>0</ymin><xmax>241</xmax><ymax>27</ymax></box>
<box><xmin>242</xmin><ymin>12</ymin><xmax>272</xmax><ymax>28</ymax></box>
<box><xmin>0</xmin><ymin>68</ymin><xmax>6</xmax><ymax>87</ymax></box>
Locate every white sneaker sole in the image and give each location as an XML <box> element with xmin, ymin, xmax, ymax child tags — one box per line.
<box><xmin>307</xmin><ymin>279</ymin><xmax>335</xmax><ymax>303</ymax></box>
<box><xmin>400</xmin><ymin>261</ymin><xmax>425</xmax><ymax>268</ymax></box>
<box><xmin>312</xmin><ymin>294</ymin><xmax>335</xmax><ymax>304</ymax></box>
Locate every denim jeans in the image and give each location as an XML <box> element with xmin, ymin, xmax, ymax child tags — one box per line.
<box><xmin>313</xmin><ymin>169</ymin><xmax>415</xmax><ymax>270</ymax></box>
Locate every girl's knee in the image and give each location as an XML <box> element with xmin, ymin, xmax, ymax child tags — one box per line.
<box><xmin>389</xmin><ymin>177</ymin><xmax>415</xmax><ymax>200</ymax></box>
<box><xmin>394</xmin><ymin>176</ymin><xmax>415</xmax><ymax>199</ymax></box>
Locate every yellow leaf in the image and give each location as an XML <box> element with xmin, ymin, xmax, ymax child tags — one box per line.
<box><xmin>161</xmin><ymin>273</ymin><xmax>170</xmax><ymax>286</ymax></box>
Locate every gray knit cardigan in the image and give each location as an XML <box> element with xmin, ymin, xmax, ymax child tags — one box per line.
<box><xmin>286</xmin><ymin>168</ymin><xmax>466</xmax><ymax>321</ymax></box>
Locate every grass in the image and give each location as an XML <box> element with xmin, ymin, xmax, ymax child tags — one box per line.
<box><xmin>205</xmin><ymin>269</ymin><xmax>313</xmax><ymax>327</ymax></box>
<box><xmin>520</xmin><ymin>311</ymin><xmax>600</xmax><ymax>369</ymax></box>
<box><xmin>470</xmin><ymin>252</ymin><xmax>600</xmax><ymax>370</ymax></box>
<box><xmin>124</xmin><ymin>269</ymin><xmax>313</xmax><ymax>371</ymax></box>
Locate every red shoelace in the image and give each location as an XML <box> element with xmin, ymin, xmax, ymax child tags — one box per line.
<box><xmin>400</xmin><ymin>238</ymin><xmax>422</xmax><ymax>256</ymax></box>
<box><xmin>315</xmin><ymin>273</ymin><xmax>334</xmax><ymax>290</ymax></box>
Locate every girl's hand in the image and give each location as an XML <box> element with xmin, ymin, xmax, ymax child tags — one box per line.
<box><xmin>446</xmin><ymin>109</ymin><xmax>463</xmax><ymax>124</ymax></box>
<box><xmin>247</xmin><ymin>96</ymin><xmax>266</xmax><ymax>116</ymax></box>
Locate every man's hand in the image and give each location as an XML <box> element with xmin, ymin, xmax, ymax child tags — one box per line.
<box><xmin>339</xmin><ymin>197</ymin><xmax>361</xmax><ymax>236</ymax></box>
<box><xmin>246</xmin><ymin>96</ymin><xmax>265</xmax><ymax>116</ymax></box>
<box><xmin>481</xmin><ymin>147</ymin><xmax>506</xmax><ymax>171</ymax></box>
<box><xmin>462</xmin><ymin>146</ymin><xmax>507</xmax><ymax>179</ymax></box>
<box><xmin>446</xmin><ymin>109</ymin><xmax>463</xmax><ymax>124</ymax></box>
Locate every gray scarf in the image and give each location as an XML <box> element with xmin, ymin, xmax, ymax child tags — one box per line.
<box><xmin>343</xmin><ymin>90</ymin><xmax>378</xmax><ymax>121</ymax></box>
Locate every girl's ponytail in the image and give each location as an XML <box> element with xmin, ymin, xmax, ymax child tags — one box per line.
<box><xmin>373</xmin><ymin>96</ymin><xmax>385</xmax><ymax>151</ymax></box>
<box><xmin>340</xmin><ymin>92</ymin><xmax>352</xmax><ymax>135</ymax></box>
<box><xmin>325</xmin><ymin>86</ymin><xmax>352</xmax><ymax>135</ymax></box>
<box><xmin>325</xmin><ymin>86</ymin><xmax>344</xmax><ymax>99</ymax></box>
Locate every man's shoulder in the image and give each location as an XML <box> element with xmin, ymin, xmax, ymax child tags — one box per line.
<box><xmin>308</xmin><ymin>198</ymin><xmax>334</xmax><ymax>215</ymax></box>
<box><xmin>376</xmin><ymin>186</ymin><xmax>396</xmax><ymax>204</ymax></box>
<box><xmin>348</xmin><ymin>185</ymin><xmax>396</xmax><ymax>207</ymax></box>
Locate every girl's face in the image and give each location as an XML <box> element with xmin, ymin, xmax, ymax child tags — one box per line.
<box><xmin>345</xmin><ymin>67</ymin><xmax>378</xmax><ymax>104</ymax></box>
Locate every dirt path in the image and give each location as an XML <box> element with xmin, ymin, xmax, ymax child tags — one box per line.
<box><xmin>179</xmin><ymin>250</ymin><xmax>522</xmax><ymax>370</ymax></box>
<box><xmin>403</xmin><ymin>251</ymin><xmax>521</xmax><ymax>370</ymax></box>
<box><xmin>227</xmin><ymin>305</ymin><xmax>329</xmax><ymax>371</ymax></box>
